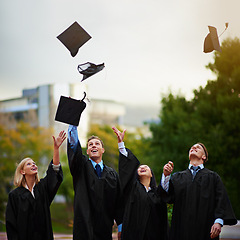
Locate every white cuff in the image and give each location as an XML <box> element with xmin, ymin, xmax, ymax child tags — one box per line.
<box><xmin>118</xmin><ymin>142</ymin><xmax>128</xmax><ymax>157</ymax></box>
<box><xmin>52</xmin><ymin>163</ymin><xmax>60</xmax><ymax>172</ymax></box>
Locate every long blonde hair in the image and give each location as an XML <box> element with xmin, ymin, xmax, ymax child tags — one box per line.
<box><xmin>14</xmin><ymin>157</ymin><xmax>40</xmax><ymax>187</ymax></box>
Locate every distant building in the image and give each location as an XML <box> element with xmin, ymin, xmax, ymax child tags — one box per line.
<box><xmin>0</xmin><ymin>83</ymin><xmax>126</xmax><ymax>146</ymax></box>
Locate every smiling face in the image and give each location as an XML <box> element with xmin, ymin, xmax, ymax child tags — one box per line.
<box><xmin>189</xmin><ymin>143</ymin><xmax>206</xmax><ymax>163</ymax></box>
<box><xmin>86</xmin><ymin>138</ymin><xmax>105</xmax><ymax>162</ymax></box>
<box><xmin>137</xmin><ymin>165</ymin><xmax>152</xmax><ymax>179</ymax></box>
<box><xmin>20</xmin><ymin>159</ymin><xmax>38</xmax><ymax>176</ymax></box>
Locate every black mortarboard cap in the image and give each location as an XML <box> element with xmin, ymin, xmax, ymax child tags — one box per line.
<box><xmin>55</xmin><ymin>93</ymin><xmax>86</xmax><ymax>126</ymax></box>
<box><xmin>57</xmin><ymin>21</ymin><xmax>91</xmax><ymax>57</ymax></box>
<box><xmin>77</xmin><ymin>62</ymin><xmax>105</xmax><ymax>81</ymax></box>
<box><xmin>203</xmin><ymin>26</ymin><xmax>222</xmax><ymax>53</ymax></box>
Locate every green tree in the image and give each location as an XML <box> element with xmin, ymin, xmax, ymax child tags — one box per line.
<box><xmin>147</xmin><ymin>37</ymin><xmax>240</xmax><ymax>218</ymax></box>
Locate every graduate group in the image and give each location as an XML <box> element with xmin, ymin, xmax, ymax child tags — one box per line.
<box><xmin>5</xmin><ymin>124</ymin><xmax>237</xmax><ymax>240</ymax></box>
<box><xmin>5</xmin><ymin>22</ymin><xmax>238</xmax><ymax>240</ymax></box>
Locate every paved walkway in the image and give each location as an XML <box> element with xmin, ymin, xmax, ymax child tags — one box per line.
<box><xmin>0</xmin><ymin>232</ymin><xmax>118</xmax><ymax>240</ymax></box>
<box><xmin>0</xmin><ymin>221</ymin><xmax>239</xmax><ymax>240</ymax></box>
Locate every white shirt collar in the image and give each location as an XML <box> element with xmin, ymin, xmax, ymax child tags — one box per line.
<box><xmin>188</xmin><ymin>163</ymin><xmax>204</xmax><ymax>170</ymax></box>
<box><xmin>90</xmin><ymin>159</ymin><xmax>104</xmax><ymax>170</ymax></box>
<box><xmin>25</xmin><ymin>183</ymin><xmax>35</xmax><ymax>198</ymax></box>
<box><xmin>144</xmin><ymin>186</ymin><xmax>152</xmax><ymax>192</ymax></box>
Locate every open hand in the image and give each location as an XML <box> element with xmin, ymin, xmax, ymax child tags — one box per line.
<box><xmin>53</xmin><ymin>130</ymin><xmax>66</xmax><ymax>149</ymax></box>
<box><xmin>112</xmin><ymin>127</ymin><xmax>126</xmax><ymax>143</ymax></box>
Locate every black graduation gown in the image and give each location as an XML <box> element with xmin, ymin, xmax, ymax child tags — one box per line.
<box><xmin>67</xmin><ymin>141</ymin><xmax>123</xmax><ymax>240</ymax></box>
<box><xmin>160</xmin><ymin>167</ymin><xmax>237</xmax><ymax>240</ymax></box>
<box><xmin>5</xmin><ymin>161</ymin><xmax>63</xmax><ymax>240</ymax></box>
<box><xmin>119</xmin><ymin>149</ymin><xmax>169</xmax><ymax>240</ymax></box>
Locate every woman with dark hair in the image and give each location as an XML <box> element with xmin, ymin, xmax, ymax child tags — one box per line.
<box><xmin>112</xmin><ymin>127</ymin><xmax>168</xmax><ymax>240</ymax></box>
<box><xmin>5</xmin><ymin>130</ymin><xmax>66</xmax><ymax>240</ymax></box>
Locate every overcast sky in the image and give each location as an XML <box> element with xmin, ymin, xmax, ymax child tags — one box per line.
<box><xmin>1</xmin><ymin>0</ymin><xmax>240</xmax><ymax>107</ymax></box>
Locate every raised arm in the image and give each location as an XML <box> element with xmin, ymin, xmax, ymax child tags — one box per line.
<box><xmin>160</xmin><ymin>161</ymin><xmax>174</xmax><ymax>192</ymax></box>
<box><xmin>112</xmin><ymin>126</ymin><xmax>132</xmax><ymax>239</ymax></box>
<box><xmin>113</xmin><ymin>126</ymin><xmax>139</xmax><ymax>191</ymax></box>
<box><xmin>52</xmin><ymin>130</ymin><xmax>67</xmax><ymax>165</ymax></box>
<box><xmin>40</xmin><ymin>131</ymin><xmax>65</xmax><ymax>203</ymax></box>
<box><xmin>67</xmin><ymin>125</ymin><xmax>88</xmax><ymax>176</ymax></box>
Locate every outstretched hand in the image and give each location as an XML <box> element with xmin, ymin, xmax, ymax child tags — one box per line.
<box><xmin>52</xmin><ymin>130</ymin><xmax>67</xmax><ymax>149</ymax></box>
<box><xmin>112</xmin><ymin>127</ymin><xmax>126</xmax><ymax>143</ymax></box>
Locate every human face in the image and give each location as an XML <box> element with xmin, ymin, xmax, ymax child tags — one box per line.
<box><xmin>189</xmin><ymin>144</ymin><xmax>206</xmax><ymax>161</ymax></box>
<box><xmin>86</xmin><ymin>138</ymin><xmax>105</xmax><ymax>161</ymax></box>
<box><xmin>137</xmin><ymin>165</ymin><xmax>152</xmax><ymax>179</ymax></box>
<box><xmin>21</xmin><ymin>159</ymin><xmax>38</xmax><ymax>176</ymax></box>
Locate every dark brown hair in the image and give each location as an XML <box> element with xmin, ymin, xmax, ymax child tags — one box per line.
<box><xmin>197</xmin><ymin>142</ymin><xmax>208</xmax><ymax>163</ymax></box>
<box><xmin>87</xmin><ymin>135</ymin><xmax>104</xmax><ymax>148</ymax></box>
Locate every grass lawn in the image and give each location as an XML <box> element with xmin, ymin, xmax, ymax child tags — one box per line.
<box><xmin>51</xmin><ymin>202</ymin><xmax>119</xmax><ymax>235</ymax></box>
<box><xmin>50</xmin><ymin>202</ymin><xmax>74</xmax><ymax>234</ymax></box>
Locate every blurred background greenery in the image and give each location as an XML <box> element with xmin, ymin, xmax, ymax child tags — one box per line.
<box><xmin>0</xmin><ymin>37</ymin><xmax>240</xmax><ymax>233</ymax></box>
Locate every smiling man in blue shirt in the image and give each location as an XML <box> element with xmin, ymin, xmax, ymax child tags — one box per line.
<box><xmin>68</xmin><ymin>125</ymin><xmax>123</xmax><ymax>240</ymax></box>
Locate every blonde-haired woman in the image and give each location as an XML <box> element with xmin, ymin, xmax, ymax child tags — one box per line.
<box><xmin>5</xmin><ymin>130</ymin><xmax>66</xmax><ymax>240</ymax></box>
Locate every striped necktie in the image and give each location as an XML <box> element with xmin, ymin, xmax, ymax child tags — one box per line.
<box><xmin>191</xmin><ymin>166</ymin><xmax>199</xmax><ymax>180</ymax></box>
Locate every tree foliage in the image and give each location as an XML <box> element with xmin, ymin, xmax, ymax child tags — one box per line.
<box><xmin>56</xmin><ymin>154</ymin><xmax>74</xmax><ymax>204</ymax></box>
<box><xmin>146</xmin><ymin>37</ymin><xmax>240</xmax><ymax>218</ymax></box>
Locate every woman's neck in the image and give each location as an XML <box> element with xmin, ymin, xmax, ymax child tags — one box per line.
<box><xmin>25</xmin><ymin>175</ymin><xmax>36</xmax><ymax>192</ymax></box>
<box><xmin>140</xmin><ymin>177</ymin><xmax>151</xmax><ymax>189</ymax></box>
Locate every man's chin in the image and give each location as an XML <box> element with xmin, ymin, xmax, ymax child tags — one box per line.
<box><xmin>90</xmin><ymin>156</ymin><xmax>99</xmax><ymax>161</ymax></box>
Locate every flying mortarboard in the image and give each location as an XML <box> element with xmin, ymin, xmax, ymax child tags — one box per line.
<box><xmin>57</xmin><ymin>21</ymin><xmax>91</xmax><ymax>57</ymax></box>
<box><xmin>203</xmin><ymin>23</ymin><xmax>229</xmax><ymax>53</ymax></box>
<box><xmin>55</xmin><ymin>92</ymin><xmax>86</xmax><ymax>126</ymax></box>
<box><xmin>203</xmin><ymin>26</ymin><xmax>222</xmax><ymax>53</ymax></box>
<box><xmin>77</xmin><ymin>62</ymin><xmax>105</xmax><ymax>81</ymax></box>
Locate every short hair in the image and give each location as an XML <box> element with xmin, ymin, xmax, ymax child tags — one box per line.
<box><xmin>197</xmin><ymin>142</ymin><xmax>208</xmax><ymax>163</ymax></box>
<box><xmin>14</xmin><ymin>158</ymin><xmax>40</xmax><ymax>187</ymax></box>
<box><xmin>87</xmin><ymin>135</ymin><xmax>104</xmax><ymax>148</ymax></box>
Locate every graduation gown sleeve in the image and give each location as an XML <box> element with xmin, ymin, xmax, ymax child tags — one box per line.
<box><xmin>119</xmin><ymin>148</ymin><xmax>140</xmax><ymax>200</ymax></box>
<box><xmin>213</xmin><ymin>172</ymin><xmax>237</xmax><ymax>225</ymax></box>
<box><xmin>162</xmin><ymin>168</ymin><xmax>237</xmax><ymax>240</ymax></box>
<box><xmin>39</xmin><ymin>160</ymin><xmax>63</xmax><ymax>204</ymax></box>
